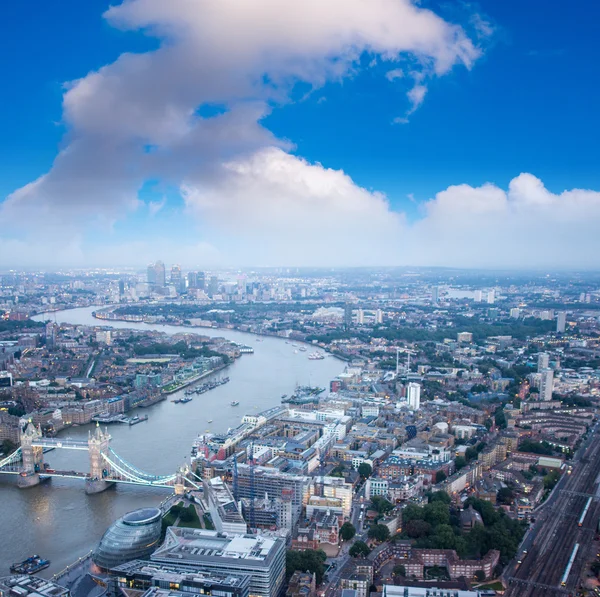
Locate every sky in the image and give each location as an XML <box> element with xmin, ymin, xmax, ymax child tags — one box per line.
<box><xmin>2</xmin><ymin>0</ymin><xmax>600</xmax><ymax>270</ymax></box>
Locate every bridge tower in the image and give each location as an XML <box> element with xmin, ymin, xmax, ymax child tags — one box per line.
<box><xmin>86</xmin><ymin>424</ymin><xmax>114</xmax><ymax>494</ymax></box>
<box><xmin>17</xmin><ymin>422</ymin><xmax>43</xmax><ymax>488</ymax></box>
<box><xmin>174</xmin><ymin>464</ymin><xmax>190</xmax><ymax>495</ymax></box>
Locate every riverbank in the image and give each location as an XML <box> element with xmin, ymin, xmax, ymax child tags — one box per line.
<box><xmin>161</xmin><ymin>364</ymin><xmax>228</xmax><ymax>394</ymax></box>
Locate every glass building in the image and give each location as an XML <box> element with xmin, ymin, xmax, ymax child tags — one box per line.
<box><xmin>93</xmin><ymin>508</ymin><xmax>162</xmax><ymax>570</ymax></box>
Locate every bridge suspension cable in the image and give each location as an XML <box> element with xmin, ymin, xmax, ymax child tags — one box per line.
<box><xmin>0</xmin><ymin>448</ymin><xmax>22</xmax><ymax>469</ymax></box>
<box><xmin>101</xmin><ymin>451</ymin><xmax>178</xmax><ymax>486</ymax></box>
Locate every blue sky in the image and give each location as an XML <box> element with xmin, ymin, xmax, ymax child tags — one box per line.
<box><xmin>2</xmin><ymin>0</ymin><xmax>600</xmax><ymax>268</ymax></box>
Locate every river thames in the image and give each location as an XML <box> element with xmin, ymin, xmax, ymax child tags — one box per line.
<box><xmin>0</xmin><ymin>306</ymin><xmax>344</xmax><ymax>573</ymax></box>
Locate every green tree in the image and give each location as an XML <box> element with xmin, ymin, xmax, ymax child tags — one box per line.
<box><xmin>428</xmin><ymin>491</ymin><xmax>451</xmax><ymax>505</ymax></box>
<box><xmin>340</xmin><ymin>521</ymin><xmax>356</xmax><ymax>541</ymax></box>
<box><xmin>423</xmin><ymin>501</ymin><xmax>450</xmax><ymax>527</ymax></box>
<box><xmin>286</xmin><ymin>549</ymin><xmax>327</xmax><ymax>584</ymax></box>
<box><xmin>497</xmin><ymin>487</ymin><xmax>514</xmax><ymax>505</ymax></box>
<box><xmin>392</xmin><ymin>564</ymin><xmax>406</xmax><ymax>577</ymax></box>
<box><xmin>435</xmin><ymin>470</ymin><xmax>447</xmax><ymax>483</ymax></box>
<box><xmin>358</xmin><ymin>462</ymin><xmax>373</xmax><ymax>479</ymax></box>
<box><xmin>368</xmin><ymin>524</ymin><xmax>391</xmax><ymax>542</ymax></box>
<box><xmin>454</xmin><ymin>456</ymin><xmax>467</xmax><ymax>470</ymax></box>
<box><xmin>371</xmin><ymin>495</ymin><xmax>394</xmax><ymax>514</ymax></box>
<box><xmin>404</xmin><ymin>519</ymin><xmax>432</xmax><ymax>539</ymax></box>
<box><xmin>349</xmin><ymin>541</ymin><xmax>371</xmax><ymax>558</ymax></box>
<box><xmin>474</xmin><ymin>570</ymin><xmax>486</xmax><ymax>582</ymax></box>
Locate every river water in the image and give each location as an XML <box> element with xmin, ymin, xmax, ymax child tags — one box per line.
<box><xmin>0</xmin><ymin>307</ymin><xmax>343</xmax><ymax>573</ymax></box>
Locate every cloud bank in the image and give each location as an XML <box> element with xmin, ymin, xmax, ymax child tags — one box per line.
<box><xmin>3</xmin><ymin>1</ymin><xmax>596</xmax><ymax>270</ymax></box>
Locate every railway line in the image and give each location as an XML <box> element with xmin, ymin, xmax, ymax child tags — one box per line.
<box><xmin>505</xmin><ymin>426</ymin><xmax>600</xmax><ymax>596</ymax></box>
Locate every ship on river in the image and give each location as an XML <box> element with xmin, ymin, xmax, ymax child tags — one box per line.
<box><xmin>10</xmin><ymin>555</ymin><xmax>50</xmax><ymax>574</ymax></box>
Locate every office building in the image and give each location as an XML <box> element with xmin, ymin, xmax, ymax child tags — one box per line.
<box><xmin>375</xmin><ymin>309</ymin><xmax>383</xmax><ymax>324</ymax></box>
<box><xmin>539</xmin><ymin>368</ymin><xmax>554</xmax><ymax>401</ymax></box>
<box><xmin>431</xmin><ymin>286</ymin><xmax>439</xmax><ymax>303</ymax></box>
<box><xmin>204</xmin><ymin>477</ymin><xmax>247</xmax><ymax>534</ymax></box>
<box><xmin>510</xmin><ymin>308</ymin><xmax>520</xmax><ymax>319</ymax></box>
<box><xmin>308</xmin><ymin>476</ymin><xmax>353</xmax><ymax>516</ymax></box>
<box><xmin>235</xmin><ymin>464</ymin><xmax>309</xmax><ymax>524</ymax></box>
<box><xmin>407</xmin><ymin>383</ymin><xmax>421</xmax><ymax>411</ymax></box>
<box><xmin>188</xmin><ymin>271</ymin><xmax>205</xmax><ymax>290</ymax></box>
<box><xmin>537</xmin><ymin>352</ymin><xmax>549</xmax><ymax>372</ymax></box>
<box><xmin>93</xmin><ymin>508</ymin><xmax>162</xmax><ymax>570</ymax></box>
<box><xmin>208</xmin><ymin>276</ymin><xmax>219</xmax><ymax>297</ymax></box>
<box><xmin>45</xmin><ymin>322</ymin><xmax>58</xmax><ymax>348</ymax></box>
<box><xmin>0</xmin><ymin>577</ymin><xmax>69</xmax><ymax>597</ymax></box>
<box><xmin>556</xmin><ymin>311</ymin><xmax>567</xmax><ymax>333</ymax></box>
<box><xmin>170</xmin><ymin>265</ymin><xmax>183</xmax><ymax>291</ymax></box>
<box><xmin>383</xmin><ymin>587</ymin><xmax>486</xmax><ymax>597</ymax></box>
<box><xmin>108</xmin><ymin>560</ymin><xmax>250</xmax><ymax>597</ymax></box>
<box><xmin>474</xmin><ymin>290</ymin><xmax>483</xmax><ymax>302</ymax></box>
<box><xmin>357</xmin><ymin>309</ymin><xmax>364</xmax><ymax>325</ymax></box>
<box><xmin>151</xmin><ymin>529</ymin><xmax>286</xmax><ymax>597</ymax></box>
<box><xmin>147</xmin><ymin>261</ymin><xmax>166</xmax><ymax>287</ymax></box>
<box><xmin>344</xmin><ymin>303</ymin><xmax>353</xmax><ymax>329</ymax></box>
<box><xmin>486</xmin><ymin>289</ymin><xmax>495</xmax><ymax>304</ymax></box>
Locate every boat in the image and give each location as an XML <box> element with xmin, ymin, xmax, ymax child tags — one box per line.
<box><xmin>308</xmin><ymin>352</ymin><xmax>325</xmax><ymax>360</ymax></box>
<box><xmin>299</xmin><ymin>346</ymin><xmax>307</xmax><ymax>352</ymax></box>
<box><xmin>129</xmin><ymin>415</ymin><xmax>148</xmax><ymax>426</ymax></box>
<box><xmin>10</xmin><ymin>555</ymin><xmax>50</xmax><ymax>575</ymax></box>
<box><xmin>230</xmin><ymin>401</ymin><xmax>240</xmax><ymax>406</ymax></box>
<box><xmin>207</xmin><ymin>419</ymin><xmax>213</xmax><ymax>423</ymax></box>
<box><xmin>178</xmin><ymin>397</ymin><xmax>193</xmax><ymax>404</ymax></box>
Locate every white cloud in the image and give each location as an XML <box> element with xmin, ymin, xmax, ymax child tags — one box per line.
<box><xmin>406</xmin><ymin>174</ymin><xmax>600</xmax><ymax>269</ymax></box>
<box><xmin>386</xmin><ymin>68</ymin><xmax>404</xmax><ymax>81</ymax></box>
<box><xmin>147</xmin><ymin>197</ymin><xmax>166</xmax><ymax>217</ymax></box>
<box><xmin>182</xmin><ymin>147</ymin><xmax>404</xmax><ymax>266</ymax></box>
<box><xmin>1</xmin><ymin>0</ymin><xmax>481</xmax><ymax>247</ymax></box>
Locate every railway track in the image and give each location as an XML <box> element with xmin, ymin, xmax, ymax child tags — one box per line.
<box><xmin>506</xmin><ymin>428</ymin><xmax>600</xmax><ymax>596</ymax></box>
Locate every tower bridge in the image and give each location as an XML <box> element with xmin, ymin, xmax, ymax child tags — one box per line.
<box><xmin>0</xmin><ymin>422</ymin><xmax>200</xmax><ymax>495</ymax></box>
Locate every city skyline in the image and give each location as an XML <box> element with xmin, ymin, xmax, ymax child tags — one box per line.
<box><xmin>2</xmin><ymin>1</ymin><xmax>600</xmax><ymax>269</ymax></box>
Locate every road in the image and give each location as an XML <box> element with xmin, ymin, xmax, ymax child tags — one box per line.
<box><xmin>505</xmin><ymin>422</ymin><xmax>600</xmax><ymax>596</ymax></box>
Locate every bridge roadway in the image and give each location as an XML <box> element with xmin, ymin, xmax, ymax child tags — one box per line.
<box><xmin>505</xmin><ymin>423</ymin><xmax>600</xmax><ymax>596</ymax></box>
<box><xmin>32</xmin><ymin>438</ymin><xmax>89</xmax><ymax>450</ymax></box>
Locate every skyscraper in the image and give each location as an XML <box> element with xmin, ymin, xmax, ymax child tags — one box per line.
<box><xmin>431</xmin><ymin>286</ymin><xmax>439</xmax><ymax>303</ymax></box>
<box><xmin>537</xmin><ymin>352</ymin><xmax>549</xmax><ymax>372</ymax></box>
<box><xmin>171</xmin><ymin>264</ymin><xmax>182</xmax><ymax>289</ymax></box>
<box><xmin>147</xmin><ymin>261</ymin><xmax>166</xmax><ymax>287</ymax></box>
<box><xmin>487</xmin><ymin>289</ymin><xmax>495</xmax><ymax>304</ymax></box>
<box><xmin>407</xmin><ymin>383</ymin><xmax>421</xmax><ymax>411</ymax></box>
<box><xmin>539</xmin><ymin>368</ymin><xmax>554</xmax><ymax>401</ymax></box>
<box><xmin>344</xmin><ymin>302</ymin><xmax>353</xmax><ymax>329</ymax></box>
<box><xmin>208</xmin><ymin>275</ymin><xmax>219</xmax><ymax>297</ymax></box>
<box><xmin>556</xmin><ymin>311</ymin><xmax>566</xmax><ymax>334</ymax></box>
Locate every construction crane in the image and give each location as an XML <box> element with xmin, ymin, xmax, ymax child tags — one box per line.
<box><xmin>396</xmin><ymin>347</ymin><xmax>417</xmax><ymax>375</ymax></box>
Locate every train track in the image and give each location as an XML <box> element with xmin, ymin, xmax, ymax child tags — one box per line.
<box><xmin>505</xmin><ymin>428</ymin><xmax>600</xmax><ymax>596</ymax></box>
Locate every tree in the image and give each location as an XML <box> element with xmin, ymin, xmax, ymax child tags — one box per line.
<box><xmin>340</xmin><ymin>522</ymin><xmax>356</xmax><ymax>541</ymax></box>
<box><xmin>368</xmin><ymin>524</ymin><xmax>391</xmax><ymax>542</ymax></box>
<box><xmin>428</xmin><ymin>491</ymin><xmax>451</xmax><ymax>505</ymax></box>
<box><xmin>358</xmin><ymin>462</ymin><xmax>372</xmax><ymax>479</ymax></box>
<box><xmin>393</xmin><ymin>564</ymin><xmax>406</xmax><ymax>577</ymax></box>
<box><xmin>405</xmin><ymin>518</ymin><xmax>432</xmax><ymax>539</ymax></box>
<box><xmin>286</xmin><ymin>549</ymin><xmax>327</xmax><ymax>584</ymax></box>
<box><xmin>497</xmin><ymin>487</ymin><xmax>514</xmax><ymax>505</ymax></box>
<box><xmin>349</xmin><ymin>541</ymin><xmax>371</xmax><ymax>558</ymax></box>
<box><xmin>435</xmin><ymin>470</ymin><xmax>447</xmax><ymax>483</ymax></box>
<box><xmin>371</xmin><ymin>495</ymin><xmax>394</xmax><ymax>514</ymax></box>
<box><xmin>474</xmin><ymin>570</ymin><xmax>486</xmax><ymax>582</ymax></box>
<box><xmin>423</xmin><ymin>501</ymin><xmax>450</xmax><ymax>527</ymax></box>
<box><xmin>454</xmin><ymin>456</ymin><xmax>467</xmax><ymax>471</ymax></box>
